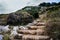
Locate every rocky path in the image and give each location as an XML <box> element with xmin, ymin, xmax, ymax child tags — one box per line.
<box><xmin>11</xmin><ymin>19</ymin><xmax>50</xmax><ymax>40</ymax></box>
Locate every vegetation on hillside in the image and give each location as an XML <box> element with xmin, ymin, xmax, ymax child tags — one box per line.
<box><xmin>7</xmin><ymin>11</ymin><xmax>34</xmax><ymax>25</ymax></box>
<box><xmin>0</xmin><ymin>14</ymin><xmax>8</xmax><ymax>25</ymax></box>
<box><xmin>0</xmin><ymin>2</ymin><xmax>60</xmax><ymax>26</ymax></box>
<box><xmin>0</xmin><ymin>2</ymin><xmax>60</xmax><ymax>40</ymax></box>
<box><xmin>39</xmin><ymin>2</ymin><xmax>60</xmax><ymax>7</ymax></box>
<box><xmin>21</xmin><ymin>6</ymin><xmax>40</xmax><ymax>18</ymax></box>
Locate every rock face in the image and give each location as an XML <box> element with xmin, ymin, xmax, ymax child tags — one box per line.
<box><xmin>7</xmin><ymin>11</ymin><xmax>34</xmax><ymax>25</ymax></box>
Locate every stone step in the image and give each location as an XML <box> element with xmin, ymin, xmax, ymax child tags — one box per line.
<box><xmin>22</xmin><ymin>35</ymin><xmax>50</xmax><ymax>40</ymax></box>
<box><xmin>17</xmin><ymin>30</ymin><xmax>37</xmax><ymax>35</ymax></box>
<box><xmin>33</xmin><ymin>22</ymin><xmax>46</xmax><ymax>26</ymax></box>
<box><xmin>14</xmin><ymin>34</ymin><xmax>50</xmax><ymax>40</ymax></box>
<box><xmin>36</xmin><ymin>22</ymin><xmax>46</xmax><ymax>26</ymax></box>
<box><xmin>28</xmin><ymin>26</ymin><xmax>46</xmax><ymax>30</ymax></box>
<box><xmin>17</xmin><ymin>29</ymin><xmax>47</xmax><ymax>35</ymax></box>
<box><xmin>37</xmin><ymin>29</ymin><xmax>48</xmax><ymax>35</ymax></box>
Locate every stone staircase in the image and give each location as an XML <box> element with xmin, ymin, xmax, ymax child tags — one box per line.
<box><xmin>13</xmin><ymin>19</ymin><xmax>50</xmax><ymax>40</ymax></box>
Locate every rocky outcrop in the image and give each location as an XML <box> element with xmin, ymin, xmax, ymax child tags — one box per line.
<box><xmin>7</xmin><ymin>11</ymin><xmax>34</xmax><ymax>25</ymax></box>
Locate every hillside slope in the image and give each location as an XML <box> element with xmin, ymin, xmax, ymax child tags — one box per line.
<box><xmin>0</xmin><ymin>2</ymin><xmax>60</xmax><ymax>26</ymax></box>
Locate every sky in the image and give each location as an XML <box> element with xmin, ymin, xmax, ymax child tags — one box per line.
<box><xmin>0</xmin><ymin>0</ymin><xmax>60</xmax><ymax>14</ymax></box>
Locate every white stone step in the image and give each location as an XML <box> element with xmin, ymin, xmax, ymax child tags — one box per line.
<box><xmin>28</xmin><ymin>26</ymin><xmax>46</xmax><ymax>29</ymax></box>
<box><xmin>22</xmin><ymin>35</ymin><xmax>50</xmax><ymax>40</ymax></box>
<box><xmin>17</xmin><ymin>29</ymin><xmax>47</xmax><ymax>35</ymax></box>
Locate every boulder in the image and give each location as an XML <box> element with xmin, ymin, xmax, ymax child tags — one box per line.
<box><xmin>7</xmin><ymin>11</ymin><xmax>34</xmax><ymax>25</ymax></box>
